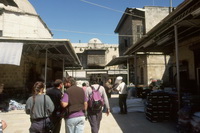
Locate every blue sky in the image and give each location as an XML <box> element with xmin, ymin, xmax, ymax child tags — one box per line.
<box><xmin>29</xmin><ymin>0</ymin><xmax>184</xmax><ymax>44</ymax></box>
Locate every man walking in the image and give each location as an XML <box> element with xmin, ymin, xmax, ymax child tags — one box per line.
<box><xmin>46</xmin><ymin>79</ymin><xmax>63</xmax><ymax>133</ymax></box>
<box><xmin>61</xmin><ymin>76</ymin><xmax>87</xmax><ymax>133</ymax></box>
<box><xmin>115</xmin><ymin>76</ymin><xmax>128</xmax><ymax>114</ymax></box>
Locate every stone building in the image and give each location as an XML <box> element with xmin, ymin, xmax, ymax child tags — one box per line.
<box><xmin>124</xmin><ymin>0</ymin><xmax>200</xmax><ymax>112</ymax></box>
<box><xmin>0</xmin><ymin>0</ymin><xmax>52</xmax><ymax>39</ymax></box>
<box><xmin>0</xmin><ymin>0</ymin><xmax>80</xmax><ymax>95</ymax></box>
<box><xmin>114</xmin><ymin>6</ymin><xmax>171</xmax><ymax>86</ymax></box>
<box><xmin>67</xmin><ymin>38</ymin><xmax>120</xmax><ymax>84</ymax></box>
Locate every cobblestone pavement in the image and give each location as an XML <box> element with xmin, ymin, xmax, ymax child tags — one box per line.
<box><xmin>0</xmin><ymin>94</ymin><xmax>177</xmax><ymax>133</ymax></box>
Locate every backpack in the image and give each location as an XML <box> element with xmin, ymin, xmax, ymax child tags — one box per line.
<box><xmin>88</xmin><ymin>85</ymin><xmax>104</xmax><ymax>112</ymax></box>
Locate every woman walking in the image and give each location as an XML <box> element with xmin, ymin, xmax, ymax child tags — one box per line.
<box><xmin>25</xmin><ymin>81</ymin><xmax>55</xmax><ymax>133</ymax></box>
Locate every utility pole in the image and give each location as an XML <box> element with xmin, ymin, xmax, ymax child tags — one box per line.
<box><xmin>169</xmin><ymin>0</ymin><xmax>173</xmax><ymax>13</ymax></box>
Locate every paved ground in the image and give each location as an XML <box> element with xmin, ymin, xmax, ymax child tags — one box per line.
<box><xmin>0</xmin><ymin>94</ymin><xmax>177</xmax><ymax>133</ymax></box>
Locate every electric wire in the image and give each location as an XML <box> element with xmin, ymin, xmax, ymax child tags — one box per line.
<box><xmin>80</xmin><ymin>0</ymin><xmax>133</xmax><ymax>16</ymax></box>
<box><xmin>3</xmin><ymin>20</ymin><xmax>135</xmax><ymax>37</ymax></box>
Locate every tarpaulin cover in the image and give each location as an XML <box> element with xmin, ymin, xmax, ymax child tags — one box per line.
<box><xmin>0</xmin><ymin>42</ymin><xmax>23</xmax><ymax>66</ymax></box>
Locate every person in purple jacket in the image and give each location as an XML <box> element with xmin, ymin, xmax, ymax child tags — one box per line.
<box><xmin>61</xmin><ymin>76</ymin><xmax>88</xmax><ymax>133</ymax></box>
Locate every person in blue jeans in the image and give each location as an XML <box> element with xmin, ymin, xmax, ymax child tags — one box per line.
<box><xmin>61</xmin><ymin>76</ymin><xmax>88</xmax><ymax>133</ymax></box>
<box><xmin>85</xmin><ymin>77</ymin><xmax>110</xmax><ymax>133</ymax></box>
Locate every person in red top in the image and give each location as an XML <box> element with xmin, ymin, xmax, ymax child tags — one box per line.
<box><xmin>82</xmin><ymin>82</ymin><xmax>87</xmax><ymax>92</ymax></box>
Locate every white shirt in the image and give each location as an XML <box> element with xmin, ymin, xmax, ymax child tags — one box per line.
<box><xmin>116</xmin><ymin>82</ymin><xmax>127</xmax><ymax>94</ymax></box>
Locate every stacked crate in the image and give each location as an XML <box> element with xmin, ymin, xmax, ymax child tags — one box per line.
<box><xmin>145</xmin><ymin>91</ymin><xmax>170</xmax><ymax>122</ymax></box>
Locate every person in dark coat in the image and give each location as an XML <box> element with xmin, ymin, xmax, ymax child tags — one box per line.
<box><xmin>46</xmin><ymin>79</ymin><xmax>63</xmax><ymax>133</ymax></box>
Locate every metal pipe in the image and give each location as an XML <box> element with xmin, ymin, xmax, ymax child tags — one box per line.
<box><xmin>170</xmin><ymin>0</ymin><xmax>173</xmax><ymax>13</ymax></box>
<box><xmin>134</xmin><ymin>53</ymin><xmax>137</xmax><ymax>86</ymax></box>
<box><xmin>63</xmin><ymin>58</ymin><xmax>65</xmax><ymax>78</ymax></box>
<box><xmin>45</xmin><ymin>49</ymin><xmax>48</xmax><ymax>90</ymax></box>
<box><xmin>62</xmin><ymin>58</ymin><xmax>65</xmax><ymax>93</ymax></box>
<box><xmin>127</xmin><ymin>58</ymin><xmax>129</xmax><ymax>85</ymax></box>
<box><xmin>174</xmin><ymin>25</ymin><xmax>181</xmax><ymax>110</ymax></box>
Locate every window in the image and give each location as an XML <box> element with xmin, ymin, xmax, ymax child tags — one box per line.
<box><xmin>137</xmin><ymin>34</ymin><xmax>141</xmax><ymax>40</ymax></box>
<box><xmin>124</xmin><ymin>39</ymin><xmax>128</xmax><ymax>47</ymax></box>
<box><xmin>87</xmin><ymin>55</ymin><xmax>105</xmax><ymax>66</ymax></box>
<box><xmin>137</xmin><ymin>25</ymin><xmax>143</xmax><ymax>33</ymax></box>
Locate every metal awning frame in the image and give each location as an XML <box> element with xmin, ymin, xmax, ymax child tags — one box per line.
<box><xmin>0</xmin><ymin>37</ymin><xmax>82</xmax><ymax>85</ymax></box>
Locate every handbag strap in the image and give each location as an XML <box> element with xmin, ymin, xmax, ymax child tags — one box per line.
<box><xmin>44</xmin><ymin>95</ymin><xmax>47</xmax><ymax>130</ymax></box>
<box><xmin>44</xmin><ymin>95</ymin><xmax>46</xmax><ymax>116</ymax></box>
<box><xmin>91</xmin><ymin>85</ymin><xmax>101</xmax><ymax>91</ymax></box>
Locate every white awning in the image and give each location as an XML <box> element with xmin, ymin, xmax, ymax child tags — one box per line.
<box><xmin>0</xmin><ymin>42</ymin><xmax>23</xmax><ymax>66</ymax></box>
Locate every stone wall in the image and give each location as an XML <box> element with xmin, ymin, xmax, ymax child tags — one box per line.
<box><xmin>136</xmin><ymin>54</ymin><xmax>170</xmax><ymax>86</ymax></box>
<box><xmin>147</xmin><ymin>54</ymin><xmax>170</xmax><ymax>85</ymax></box>
<box><xmin>0</xmin><ymin>55</ymin><xmax>55</xmax><ymax>90</ymax></box>
<box><xmin>145</xmin><ymin>6</ymin><xmax>169</xmax><ymax>33</ymax></box>
<box><xmin>0</xmin><ymin>65</ymin><xmax>24</xmax><ymax>89</ymax></box>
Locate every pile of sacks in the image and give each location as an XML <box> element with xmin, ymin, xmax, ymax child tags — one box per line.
<box><xmin>112</xmin><ymin>98</ymin><xmax>145</xmax><ymax>113</ymax></box>
<box><xmin>190</xmin><ymin>112</ymin><xmax>200</xmax><ymax>133</ymax></box>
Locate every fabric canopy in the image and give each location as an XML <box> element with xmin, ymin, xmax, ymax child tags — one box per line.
<box><xmin>0</xmin><ymin>42</ymin><xmax>23</xmax><ymax>66</ymax></box>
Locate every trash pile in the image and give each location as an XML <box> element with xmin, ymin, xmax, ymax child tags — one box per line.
<box><xmin>0</xmin><ymin>99</ymin><xmax>25</xmax><ymax>112</ymax></box>
<box><xmin>8</xmin><ymin>100</ymin><xmax>25</xmax><ymax>111</ymax></box>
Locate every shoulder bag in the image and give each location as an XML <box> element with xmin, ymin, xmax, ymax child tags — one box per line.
<box><xmin>44</xmin><ymin>95</ymin><xmax>54</xmax><ymax>133</ymax></box>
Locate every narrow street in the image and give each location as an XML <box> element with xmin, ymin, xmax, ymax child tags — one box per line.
<box><xmin>0</xmin><ymin>94</ymin><xmax>177</xmax><ymax>133</ymax></box>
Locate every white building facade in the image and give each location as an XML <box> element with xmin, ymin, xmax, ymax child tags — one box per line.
<box><xmin>0</xmin><ymin>0</ymin><xmax>52</xmax><ymax>39</ymax></box>
<box><xmin>67</xmin><ymin>38</ymin><xmax>121</xmax><ymax>84</ymax></box>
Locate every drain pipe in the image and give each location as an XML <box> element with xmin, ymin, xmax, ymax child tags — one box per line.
<box><xmin>174</xmin><ymin>25</ymin><xmax>181</xmax><ymax>110</ymax></box>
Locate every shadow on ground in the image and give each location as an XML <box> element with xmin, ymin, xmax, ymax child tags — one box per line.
<box><xmin>109</xmin><ymin>94</ymin><xmax>177</xmax><ymax>133</ymax></box>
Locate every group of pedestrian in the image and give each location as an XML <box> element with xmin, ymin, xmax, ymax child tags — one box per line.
<box><xmin>25</xmin><ymin>76</ymin><xmax>114</xmax><ymax>133</ymax></box>
<box><xmin>25</xmin><ymin>75</ymin><xmax>128</xmax><ymax>133</ymax></box>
